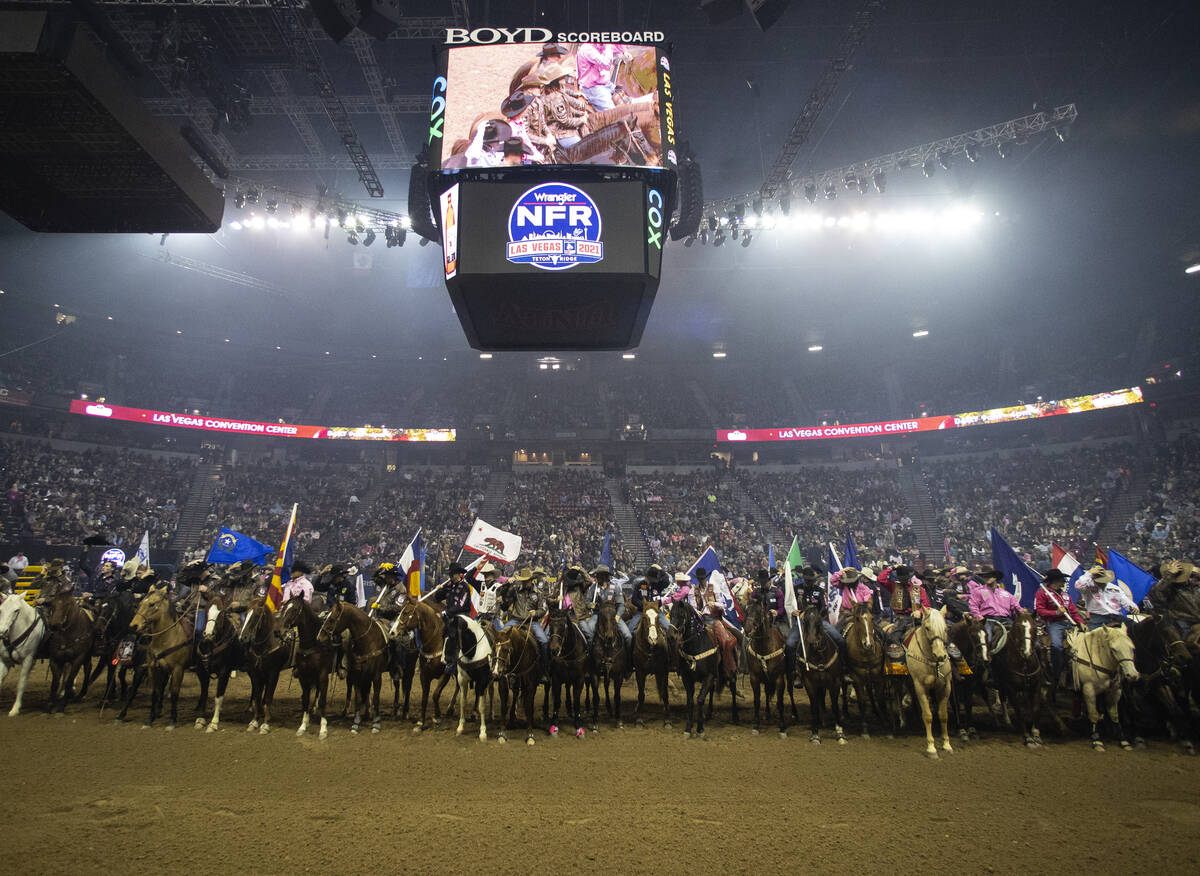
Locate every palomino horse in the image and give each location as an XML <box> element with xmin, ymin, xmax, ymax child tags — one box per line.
<box><xmin>667</xmin><ymin>599</ymin><xmax>720</xmax><ymax>737</ymax></box>
<box><xmin>192</xmin><ymin>591</ymin><xmax>243</xmax><ymax>733</ymax></box>
<box><xmin>280</xmin><ymin>596</ymin><xmax>335</xmax><ymax>740</ymax></box>
<box><xmin>445</xmin><ymin>614</ymin><xmax>493</xmax><ymax>741</ymax></box>
<box><xmin>0</xmin><ymin>592</ymin><xmax>46</xmax><ymax>715</ymax></box>
<box><xmin>949</xmin><ymin>615</ymin><xmax>997</xmax><ymax>740</ymax></box>
<box><xmin>492</xmin><ymin>623</ymin><xmax>541</xmax><ymax>745</ymax></box>
<box><xmin>1068</xmin><ymin>623</ymin><xmax>1139</xmax><ymax>751</ymax></box>
<box><xmin>587</xmin><ymin>602</ymin><xmax>629</xmax><ymax>730</ymax></box>
<box><xmin>120</xmin><ymin>585</ymin><xmax>194</xmax><ymax>728</ymax></box>
<box><xmin>42</xmin><ymin>588</ymin><xmax>96</xmax><ymax>712</ymax></box>
<box><xmin>239</xmin><ymin>597</ymin><xmax>290</xmax><ymax>734</ymax></box>
<box><xmin>546</xmin><ymin>607</ymin><xmax>588</xmax><ymax>737</ymax></box>
<box><xmin>998</xmin><ymin>610</ymin><xmax>1052</xmax><ymax>748</ymax></box>
<box><xmin>743</xmin><ymin>600</ymin><xmax>788</xmax><ymax>736</ymax></box>
<box><xmin>319</xmin><ymin>601</ymin><xmax>388</xmax><ymax>734</ymax></box>
<box><xmin>843</xmin><ymin>601</ymin><xmax>886</xmax><ymax>739</ymax></box>
<box><xmin>905</xmin><ymin>607</ymin><xmax>954</xmax><ymax>758</ymax></box>
<box><xmin>393</xmin><ymin>600</ymin><xmax>456</xmax><ymax>731</ymax></box>
<box><xmin>631</xmin><ymin>600</ymin><xmax>672</xmax><ymax>728</ymax></box>
<box><xmin>1124</xmin><ymin>613</ymin><xmax>1195</xmax><ymax>753</ymax></box>
<box><xmin>798</xmin><ymin>606</ymin><xmax>844</xmax><ymax>745</ymax></box>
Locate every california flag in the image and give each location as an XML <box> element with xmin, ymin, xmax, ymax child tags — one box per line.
<box><xmin>464</xmin><ymin>517</ymin><xmax>522</xmax><ymax>563</ymax></box>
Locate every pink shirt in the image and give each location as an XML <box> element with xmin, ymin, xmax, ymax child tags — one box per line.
<box><xmin>281</xmin><ymin>575</ymin><xmax>313</xmax><ymax>603</ymax></box>
<box><xmin>576</xmin><ymin>43</ymin><xmax>627</xmax><ymax>89</ymax></box>
<box><xmin>969</xmin><ymin>584</ymin><xmax>1021</xmax><ymax>619</ymax></box>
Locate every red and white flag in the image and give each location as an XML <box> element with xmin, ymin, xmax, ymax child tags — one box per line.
<box><xmin>463</xmin><ymin>518</ymin><xmax>522</xmax><ymax>563</ymax></box>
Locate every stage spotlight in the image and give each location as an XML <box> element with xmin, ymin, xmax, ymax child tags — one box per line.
<box><xmin>779</xmin><ymin>195</ymin><xmax>791</xmax><ymax>215</ymax></box>
<box><xmin>823</xmin><ymin>182</ymin><xmax>837</xmax><ymax>200</ymax></box>
<box><xmin>699</xmin><ymin>227</ymin><xmax>709</xmax><ymax>245</ymax></box>
<box><xmin>937</xmin><ymin>151</ymin><xmax>952</xmax><ymax>171</ymax></box>
<box><xmin>233</xmin><ymin>191</ymin><xmax>246</xmax><ymax>209</ymax></box>
<box><xmin>741</xmin><ymin>233</ymin><xmax>752</xmax><ymax>247</ymax></box>
<box><xmin>965</xmin><ymin>143</ymin><xmax>979</xmax><ymax>162</ymax></box>
<box><xmin>265</xmin><ymin>200</ymin><xmax>279</xmax><ymax>214</ymax></box>
<box><xmin>707</xmin><ymin>215</ymin><xmax>718</xmax><ymax>232</ymax></box>
<box><xmin>684</xmin><ymin>235</ymin><xmax>696</xmax><ymax>247</ymax></box>
<box><xmin>922</xmin><ymin>158</ymin><xmax>936</xmax><ymax>177</ymax></box>
<box><xmin>246</xmin><ymin>189</ymin><xmax>260</xmax><ymax>205</ymax></box>
<box><xmin>752</xmin><ymin>197</ymin><xmax>763</xmax><ymax>216</ymax></box>
<box><xmin>713</xmin><ymin>230</ymin><xmax>726</xmax><ymax>246</ymax></box>
<box><xmin>843</xmin><ymin>174</ymin><xmax>859</xmax><ymax>190</ymax></box>
<box><xmin>363</xmin><ymin>229</ymin><xmax>376</xmax><ymax>246</ymax></box>
<box><xmin>1054</xmin><ymin>126</ymin><xmax>1070</xmax><ymax>143</ymax></box>
<box><xmin>347</xmin><ymin>230</ymin><xmax>359</xmax><ymax>245</ymax></box>
<box><xmin>997</xmin><ymin>140</ymin><xmax>1013</xmax><ymax>159</ymax></box>
<box><xmin>871</xmin><ymin>169</ymin><xmax>886</xmax><ymax>193</ymax></box>
<box><xmin>804</xmin><ymin>183</ymin><xmax>817</xmax><ymax>204</ymax></box>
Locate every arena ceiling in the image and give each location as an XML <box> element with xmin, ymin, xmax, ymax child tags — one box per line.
<box><xmin>0</xmin><ymin>0</ymin><xmax>1198</xmax><ymax>401</ymax></box>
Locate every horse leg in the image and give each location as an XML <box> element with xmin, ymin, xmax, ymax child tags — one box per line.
<box><xmin>9</xmin><ymin>654</ymin><xmax>35</xmax><ymax>717</ymax></box>
<box><xmin>317</xmin><ymin>669</ymin><xmax>330</xmax><ymax>740</ymax></box>
<box><xmin>1109</xmin><ymin>687</ymin><xmax>1132</xmax><ymax>750</ymax></box>
<box><xmin>523</xmin><ymin>680</ymin><xmax>537</xmax><ymax>745</ymax></box>
<box><xmin>45</xmin><ymin>661</ymin><xmax>62</xmax><ymax>713</ymax></box>
<box><xmin>572</xmin><ymin>676</ymin><xmax>585</xmax><ymax>736</ymax></box>
<box><xmin>830</xmin><ymin>675</ymin><xmax>846</xmax><ymax>745</ymax></box>
<box><xmin>938</xmin><ymin>682</ymin><xmax>953</xmax><ymax>753</ymax></box>
<box><xmin>194</xmin><ymin>670</ymin><xmax>211</xmax><ymax>729</ymax></box>
<box><xmin>634</xmin><ymin>668</ymin><xmax>647</xmax><ymax>726</ymax></box>
<box><xmin>259</xmin><ymin>670</ymin><xmax>280</xmax><ymax>734</ymax></box>
<box><xmin>913</xmin><ymin>682</ymin><xmax>937</xmax><ymax>758</ymax></box>
<box><xmin>807</xmin><ymin>681</ymin><xmax>823</xmax><ymax>744</ymax></box>
<box><xmin>751</xmin><ymin>676</ymin><xmax>762</xmax><ymax>733</ymax></box>
<box><xmin>455</xmin><ymin>669</ymin><xmax>468</xmax><ymax>736</ymax></box>
<box><xmin>1083</xmin><ymin>682</ymin><xmax>1104</xmax><ymax>750</ymax></box>
<box><xmin>166</xmin><ymin>664</ymin><xmax>184</xmax><ymax>729</ymax></box>
<box><xmin>207</xmin><ymin>671</ymin><xmax>229</xmax><ymax>734</ymax></box>
<box><xmin>372</xmin><ymin>671</ymin><xmax>383</xmax><ymax>734</ymax></box>
<box><xmin>246</xmin><ymin>673</ymin><xmax>261</xmax><ymax>732</ymax></box>
<box><xmin>414</xmin><ymin>671</ymin><xmax>431</xmax><ymax>733</ymax></box>
<box><xmin>728</xmin><ymin>673</ymin><xmax>740</xmax><ymax>725</ymax></box>
<box><xmin>682</xmin><ymin>676</ymin><xmax>696</xmax><ymax>737</ymax></box>
<box><xmin>475</xmin><ymin>675</ymin><xmax>487</xmax><ymax>741</ymax></box>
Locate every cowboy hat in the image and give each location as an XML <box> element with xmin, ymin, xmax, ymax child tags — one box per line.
<box><xmin>531</xmin><ymin>567</ymin><xmax>547</xmax><ymax>578</ymax></box>
<box><xmin>501</xmin><ymin>90</ymin><xmax>535</xmax><ymax>118</ymax></box>
<box><xmin>755</xmin><ymin>568</ymin><xmax>771</xmax><ymax>583</ymax></box>
<box><xmin>480</xmin><ymin>562</ymin><xmax>498</xmax><ymax>575</ymax></box>
<box><xmin>591</xmin><ymin>564</ymin><xmax>612</xmax><ymax>577</ymax></box>
<box><xmin>1090</xmin><ymin>567</ymin><xmax>1115</xmax><ymax>584</ymax></box>
<box><xmin>860</xmin><ymin>566</ymin><xmax>878</xmax><ymax>582</ymax></box>
<box><xmin>952</xmin><ymin>566</ymin><xmax>970</xmax><ymax>576</ymax></box>
<box><xmin>514</xmin><ymin>567</ymin><xmax>534</xmax><ymax>581</ymax></box>
<box><xmin>842</xmin><ymin>568</ymin><xmax>861</xmax><ymax>584</ymax></box>
<box><xmin>978</xmin><ymin>568</ymin><xmax>1003</xmax><ymax>582</ymax></box>
<box><xmin>893</xmin><ymin>565</ymin><xmax>914</xmax><ymax>580</ymax></box>
<box><xmin>448</xmin><ymin>563</ymin><xmax>469</xmax><ymax>576</ymax></box>
<box><xmin>673</xmin><ymin>571</ymin><xmax>690</xmax><ymax>583</ymax></box>
<box><xmin>1042</xmin><ymin>569</ymin><xmax>1068</xmax><ymax>585</ymax></box>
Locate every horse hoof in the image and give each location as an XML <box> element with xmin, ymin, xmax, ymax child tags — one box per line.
<box><xmin>141</xmin><ymin>724</ymin><xmax>152</xmax><ymax>730</ymax></box>
<box><xmin>165</xmin><ymin>725</ymin><xmax>175</xmax><ymax>732</ymax></box>
<box><xmin>810</xmin><ymin>736</ymin><xmax>820</xmax><ymax>745</ymax></box>
<box><xmin>206</xmin><ymin>723</ymin><xmax>219</xmax><ymax>734</ymax></box>
<box><xmin>194</xmin><ymin>718</ymin><xmax>206</xmax><ymax>730</ymax></box>
<box><xmin>636</xmin><ymin>719</ymin><xmax>645</xmax><ymax>728</ymax></box>
<box><xmin>926</xmin><ymin>750</ymin><xmax>939</xmax><ymax>760</ymax></box>
<box><xmin>617</xmin><ymin>722</ymin><xmax>623</xmax><ymax>730</ymax></box>
<box><xmin>318</xmin><ymin>730</ymin><xmax>328</xmax><ymax>741</ymax></box>
<box><xmin>663</xmin><ymin>722</ymin><xmax>672</xmax><ymax>730</ymax></box>
<box><xmin>526</xmin><ymin>737</ymin><xmax>535</xmax><ymax>746</ymax></box>
<box><xmin>942</xmin><ymin>743</ymin><xmax>954</xmax><ymax>753</ymax></box>
<box><xmin>837</xmin><ymin>737</ymin><xmax>846</xmax><ymax>746</ymax></box>
<box><xmin>682</xmin><ymin>731</ymin><xmax>690</xmax><ymax>739</ymax></box>
<box><xmin>259</xmin><ymin>724</ymin><xmax>270</xmax><ymax>735</ymax></box>
<box><xmin>412</xmin><ymin>725</ymin><xmax>423</xmax><ymax>734</ymax></box>
<box><xmin>861</xmin><ymin>733</ymin><xmax>871</xmax><ymax>741</ymax></box>
<box><xmin>498</xmin><ymin>734</ymin><xmax>507</xmax><ymax>744</ymax></box>
<box><xmin>575</xmin><ymin>728</ymin><xmax>585</xmax><ymax>739</ymax></box>
<box><xmin>968</xmin><ymin>727</ymin><xmax>979</xmax><ymax>738</ymax></box>
<box><xmin>751</xmin><ymin>729</ymin><xmax>760</xmax><ymax>736</ymax></box>
<box><xmin>372</xmin><ymin>727</ymin><xmax>381</xmax><ymax>735</ymax></box>
<box><xmin>550</xmin><ymin>725</ymin><xmax>559</xmax><ymax>737</ymax></box>
<box><xmin>1182</xmin><ymin>743</ymin><xmax>1196</xmax><ymax>756</ymax></box>
<box><xmin>351</xmin><ymin>727</ymin><xmax>361</xmax><ymax>736</ymax></box>
<box><xmin>1092</xmin><ymin>742</ymin><xmax>1105</xmax><ymax>752</ymax></box>
<box><xmin>296</xmin><ymin>727</ymin><xmax>306</xmax><ymax>737</ymax></box>
<box><xmin>1120</xmin><ymin>741</ymin><xmax>1133</xmax><ymax>751</ymax></box>
<box><xmin>1135</xmin><ymin>740</ymin><xmax>1148</xmax><ymax>751</ymax></box>
<box><xmin>246</xmin><ymin>722</ymin><xmax>258</xmax><ymax>733</ymax></box>
<box><xmin>779</xmin><ymin>731</ymin><xmax>788</xmax><ymax>739</ymax></box>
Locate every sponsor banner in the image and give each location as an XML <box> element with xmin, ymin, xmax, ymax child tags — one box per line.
<box><xmin>0</xmin><ymin>386</ymin><xmax>32</xmax><ymax>406</ymax></box>
<box><xmin>507</xmin><ymin>182</ymin><xmax>604</xmax><ymax>270</ymax></box>
<box><xmin>444</xmin><ymin>28</ymin><xmax>666</xmax><ymax>46</ymax></box>
<box><xmin>441</xmin><ymin>183</ymin><xmax>459</xmax><ymax>278</ymax></box>
<box><xmin>716</xmin><ymin>387</ymin><xmax>1144</xmax><ymax>443</ymax></box>
<box><xmin>69</xmin><ymin>400</ymin><xmax>455</xmax><ymax>442</ymax></box>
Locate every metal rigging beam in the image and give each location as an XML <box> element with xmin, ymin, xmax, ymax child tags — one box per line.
<box><xmin>758</xmin><ymin>0</ymin><xmax>881</xmax><ymax>200</ymax></box>
<box><xmin>269</xmin><ymin>4</ymin><xmax>384</xmax><ymax>197</ymax></box>
<box><xmin>143</xmin><ymin>93</ymin><xmax>429</xmax><ymax>115</ymax></box>
<box><xmin>263</xmin><ymin>69</ymin><xmax>325</xmax><ymax>157</ymax></box>
<box><xmin>347</xmin><ymin>31</ymin><xmax>410</xmax><ymax>159</ymax></box>
<box><xmin>229</xmin><ymin>153</ymin><xmax>410</xmax><ymax>170</ymax></box>
<box><xmin>707</xmin><ymin>104</ymin><xmax>1078</xmax><ymax>214</ymax></box>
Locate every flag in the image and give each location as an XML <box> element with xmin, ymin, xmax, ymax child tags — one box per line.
<box><xmin>786</xmin><ymin>536</ymin><xmax>804</xmax><ymax>574</ymax></box>
<box><xmin>1051</xmin><ymin>542</ymin><xmax>1085</xmax><ymax>603</ymax></box>
<box><xmin>827</xmin><ymin>542</ymin><xmax>843</xmax><ymax>574</ymax></box>
<box><xmin>354</xmin><ymin>570</ymin><xmax>366</xmax><ymax>608</ymax></box>
<box><xmin>206</xmin><ymin>526</ymin><xmax>275</xmax><ymax>565</ymax></box>
<box><xmin>1107</xmin><ymin>548</ymin><xmax>1155</xmax><ymax>606</ymax></box>
<box><xmin>1095</xmin><ymin>545</ymin><xmax>1108</xmax><ymax>568</ymax></box>
<box><xmin>600</xmin><ymin>531</ymin><xmax>613</xmax><ymax>569</ymax></box>
<box><xmin>844</xmin><ymin>534</ymin><xmax>860</xmax><ymax>571</ymax></box>
<box><xmin>464</xmin><ymin>517</ymin><xmax>522</xmax><ymax>563</ymax></box>
<box><xmin>400</xmin><ymin>531</ymin><xmax>425</xmax><ymax>600</ymax></box>
<box><xmin>990</xmin><ymin>527</ymin><xmax>1041</xmax><ymax>609</ymax></box>
<box><xmin>687</xmin><ymin>545</ymin><xmax>742</xmax><ymax>628</ymax></box>
<box><xmin>767</xmin><ymin>543</ymin><xmax>775</xmax><ymax>569</ymax></box>
<box><xmin>136</xmin><ymin>530</ymin><xmax>151</xmax><ymax>570</ymax></box>
<box><xmin>944</xmin><ymin>536</ymin><xmax>952</xmax><ymax>565</ymax></box>
<box><xmin>266</xmin><ymin>504</ymin><xmax>298</xmax><ymax>612</ymax></box>
<box><xmin>783</xmin><ymin>557</ymin><xmax>798</xmax><ymax>623</ymax></box>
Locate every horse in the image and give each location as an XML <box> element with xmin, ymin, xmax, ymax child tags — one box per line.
<box><xmin>842</xmin><ymin>601</ymin><xmax>886</xmax><ymax>739</ymax></box>
<box><xmin>393</xmin><ymin>599</ymin><xmax>456</xmax><ymax>731</ymax></box>
<box><xmin>192</xmin><ymin>590</ymin><xmax>243</xmax><ymax>733</ymax></box>
<box><xmin>798</xmin><ymin>605</ymin><xmax>845</xmax><ymax>745</ymax></box>
<box><xmin>318</xmin><ymin>600</ymin><xmax>388</xmax><ymax>734</ymax></box>
<box><xmin>905</xmin><ymin>606</ymin><xmax>954</xmax><ymax>758</ymax></box>
<box><xmin>42</xmin><ymin>589</ymin><xmax>97</xmax><ymax>712</ymax></box>
<box><xmin>0</xmin><ymin>592</ymin><xmax>46</xmax><ymax>716</ymax></box>
<box><xmin>1067</xmin><ymin>623</ymin><xmax>1139</xmax><ymax>751</ymax></box>
<box><xmin>491</xmin><ymin>623</ymin><xmax>541</xmax><ymax>745</ymax></box>
<box><xmin>667</xmin><ymin>599</ymin><xmax>720</xmax><ymax>737</ymax></box>
<box><xmin>545</xmin><ymin>606</ymin><xmax>588</xmax><ymax>737</ymax></box>
<box><xmin>119</xmin><ymin>585</ymin><xmax>194</xmax><ymax>728</ymax></box>
<box><xmin>743</xmin><ymin>599</ymin><xmax>788</xmax><ymax>736</ymax></box>
<box><xmin>239</xmin><ymin>597</ymin><xmax>291</xmax><ymax>734</ymax></box>
<box><xmin>631</xmin><ymin>599</ymin><xmax>673</xmax><ymax>728</ymax></box>
<box><xmin>280</xmin><ymin>595</ymin><xmax>335</xmax><ymax>740</ymax></box>
<box><xmin>78</xmin><ymin>589</ymin><xmax>136</xmax><ymax>705</ymax></box>
<box><xmin>948</xmin><ymin>614</ymin><xmax>998</xmax><ymax>741</ymax></box>
<box><xmin>444</xmin><ymin>613</ymin><xmax>493</xmax><ymax>741</ymax></box>
<box><xmin>997</xmin><ymin>610</ymin><xmax>1051</xmax><ymax>748</ymax></box>
<box><xmin>587</xmin><ymin>602</ymin><xmax>629</xmax><ymax>730</ymax></box>
<box><xmin>1122</xmin><ymin>613</ymin><xmax>1195</xmax><ymax>753</ymax></box>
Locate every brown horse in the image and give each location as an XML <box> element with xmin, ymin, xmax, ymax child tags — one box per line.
<box><xmin>842</xmin><ymin>601</ymin><xmax>886</xmax><ymax>739</ymax></box>
<box><xmin>587</xmin><ymin>602</ymin><xmax>630</xmax><ymax>730</ymax></box>
<box><xmin>667</xmin><ymin>599</ymin><xmax>720</xmax><ymax>737</ymax></box>
<box><xmin>239</xmin><ymin>597</ymin><xmax>291</xmax><ymax>734</ymax></box>
<box><xmin>631</xmin><ymin>600</ymin><xmax>672</xmax><ymax>728</ymax></box>
<box><xmin>948</xmin><ymin>614</ymin><xmax>998</xmax><ymax>740</ymax></box>
<box><xmin>319</xmin><ymin>601</ymin><xmax>388</xmax><ymax>734</ymax></box>
<box><xmin>280</xmin><ymin>595</ymin><xmax>335</xmax><ymax>740</ymax></box>
<box><xmin>998</xmin><ymin>610</ymin><xmax>1051</xmax><ymax>748</ymax></box>
<box><xmin>743</xmin><ymin>600</ymin><xmax>788</xmax><ymax>736</ymax></box>
<box><xmin>492</xmin><ymin>623</ymin><xmax>541</xmax><ymax>745</ymax></box>
<box><xmin>192</xmin><ymin>590</ymin><xmax>243</xmax><ymax>733</ymax></box>
<box><xmin>120</xmin><ymin>585</ymin><xmax>194</xmax><ymax>728</ymax></box>
<box><xmin>546</xmin><ymin>606</ymin><xmax>588</xmax><ymax>737</ymax></box>
<box><xmin>394</xmin><ymin>599</ymin><xmax>456</xmax><ymax>731</ymax></box>
<box><xmin>798</xmin><ymin>606</ymin><xmax>845</xmax><ymax>744</ymax></box>
<box><xmin>43</xmin><ymin>589</ymin><xmax>96</xmax><ymax>713</ymax></box>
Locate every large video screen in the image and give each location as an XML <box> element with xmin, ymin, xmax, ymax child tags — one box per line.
<box><xmin>433</xmin><ymin>43</ymin><xmax>674</xmax><ymax>171</ymax></box>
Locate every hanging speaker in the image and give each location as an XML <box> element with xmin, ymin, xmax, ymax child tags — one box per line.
<box><xmin>308</xmin><ymin>0</ymin><xmax>358</xmax><ymax>43</ymax></box>
<box><xmin>356</xmin><ymin>0</ymin><xmax>403</xmax><ymax>41</ymax></box>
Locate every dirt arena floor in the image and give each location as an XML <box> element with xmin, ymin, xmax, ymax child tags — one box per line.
<box><xmin>2</xmin><ymin>669</ymin><xmax>1198</xmax><ymax>876</ymax></box>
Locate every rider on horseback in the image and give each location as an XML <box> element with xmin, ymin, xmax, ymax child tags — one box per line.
<box><xmin>1077</xmin><ymin>564</ymin><xmax>1138</xmax><ymax>629</ymax></box>
<box><xmin>432</xmin><ymin>563</ymin><xmax>473</xmax><ymax>674</ymax></box>
<box><xmin>580</xmin><ymin>565</ymin><xmax>632</xmax><ymax>661</ymax></box>
<box><xmin>1144</xmin><ymin>559</ymin><xmax>1199</xmax><ymax>634</ymax></box>
<box><xmin>628</xmin><ymin>564</ymin><xmax>671</xmax><ymax>635</ymax></box>
<box><xmin>1034</xmin><ymin>568</ymin><xmax>1085</xmax><ymax>685</ymax></box>
<box><xmin>880</xmin><ymin>565</ymin><xmax>931</xmax><ymax>643</ymax></box>
<box><xmin>965</xmin><ymin>568</ymin><xmax>1021</xmax><ymax>638</ymax></box>
<box><xmin>496</xmin><ymin>567</ymin><xmax>550</xmax><ymax>671</ymax></box>
<box><xmin>692</xmin><ymin>566</ymin><xmax>741</xmax><ymax>677</ymax></box>
<box><xmin>786</xmin><ymin>566</ymin><xmax>847</xmax><ymax>667</ymax></box>
<box><xmin>281</xmin><ymin>560</ymin><xmax>314</xmax><ymax>603</ymax></box>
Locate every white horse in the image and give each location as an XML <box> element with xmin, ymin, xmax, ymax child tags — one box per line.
<box><xmin>1067</xmin><ymin>624</ymin><xmax>1139</xmax><ymax>751</ymax></box>
<box><xmin>0</xmin><ymin>593</ymin><xmax>47</xmax><ymax>716</ymax></box>
<box><xmin>906</xmin><ymin>606</ymin><xmax>954</xmax><ymax>758</ymax></box>
<box><xmin>445</xmin><ymin>614</ymin><xmax>493</xmax><ymax>742</ymax></box>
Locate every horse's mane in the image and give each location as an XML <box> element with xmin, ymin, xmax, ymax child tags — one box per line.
<box><xmin>923</xmin><ymin>607</ymin><xmax>947</xmax><ymax>639</ymax></box>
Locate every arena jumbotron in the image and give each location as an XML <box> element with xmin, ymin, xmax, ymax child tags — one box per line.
<box><xmin>2</xmin><ymin>1</ymin><xmax>1199</xmax><ymax>873</ymax></box>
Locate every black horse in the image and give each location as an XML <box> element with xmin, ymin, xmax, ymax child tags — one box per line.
<box><xmin>545</xmin><ymin>607</ymin><xmax>587</xmax><ymax>736</ymax></box>
<box><xmin>192</xmin><ymin>592</ymin><xmax>244</xmax><ymax>732</ymax></box>
<box><xmin>1123</xmin><ymin>612</ymin><xmax>1196</xmax><ymax>754</ymax></box>
<box><xmin>586</xmin><ymin>602</ymin><xmax>630</xmax><ymax>729</ymax></box>
<box><xmin>668</xmin><ymin>599</ymin><xmax>720</xmax><ymax>737</ymax></box>
<box><xmin>79</xmin><ymin>590</ymin><xmax>136</xmax><ymax>704</ymax></box>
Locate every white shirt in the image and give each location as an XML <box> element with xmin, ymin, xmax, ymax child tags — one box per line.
<box><xmin>1076</xmin><ymin>570</ymin><xmax>1137</xmax><ymax>616</ymax></box>
<box><xmin>8</xmin><ymin>555</ymin><xmax>27</xmax><ymax>575</ymax></box>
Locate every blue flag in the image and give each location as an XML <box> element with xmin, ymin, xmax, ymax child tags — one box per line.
<box><xmin>844</xmin><ymin>534</ymin><xmax>861</xmax><ymax>571</ymax></box>
<box><xmin>1107</xmin><ymin>548</ymin><xmax>1155</xmax><ymax>606</ymax></box>
<box><xmin>826</xmin><ymin>543</ymin><xmax>841</xmax><ymax>575</ymax></box>
<box><xmin>206</xmin><ymin>526</ymin><xmax>274</xmax><ymax>565</ymax></box>
<box><xmin>990</xmin><ymin>527</ymin><xmax>1041</xmax><ymax>609</ymax></box>
<box><xmin>687</xmin><ymin>545</ymin><xmax>742</xmax><ymax>629</ymax></box>
<box><xmin>768</xmin><ymin>543</ymin><xmax>775</xmax><ymax>569</ymax></box>
<box><xmin>600</xmin><ymin>531</ymin><xmax>613</xmax><ymax>569</ymax></box>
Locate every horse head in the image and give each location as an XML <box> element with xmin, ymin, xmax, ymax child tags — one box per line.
<box><xmin>667</xmin><ymin>596</ymin><xmax>696</xmax><ymax>635</ymax></box>
<box><xmin>546</xmin><ymin>608</ymin><xmax>573</xmax><ymax>658</ymax></box>
<box><xmin>642</xmin><ymin>601</ymin><xmax>662</xmax><ymax>647</ymax></box>
<box><xmin>920</xmin><ymin>606</ymin><xmax>950</xmax><ymax>661</ymax></box>
<box><xmin>128</xmin><ymin>585</ymin><xmax>170</xmax><ymax>640</ymax></box>
<box><xmin>315</xmin><ymin>598</ymin><xmax>345</xmax><ymax>646</ymax></box>
<box><xmin>1103</xmin><ymin>624</ymin><xmax>1139</xmax><ymax>682</ymax></box>
<box><xmin>1010</xmin><ymin>610</ymin><xmax>1036</xmax><ymax>660</ymax></box>
<box><xmin>46</xmin><ymin>591</ymin><xmax>77</xmax><ymax>632</ymax></box>
<box><xmin>240</xmin><ymin>599</ymin><xmax>277</xmax><ymax>650</ymax></box>
<box><xmin>963</xmin><ymin>615</ymin><xmax>991</xmax><ymax>665</ymax></box>
<box><xmin>1152</xmin><ymin>612</ymin><xmax>1191</xmax><ymax>671</ymax></box>
<box><xmin>491</xmin><ymin>629</ymin><xmax>513</xmax><ymax>679</ymax></box>
<box><xmin>0</xmin><ymin>593</ymin><xmax>26</xmax><ymax>639</ymax></box>
<box><xmin>743</xmin><ymin>600</ymin><xmax>766</xmax><ymax>638</ymax></box>
<box><xmin>846</xmin><ymin>602</ymin><xmax>879</xmax><ymax>656</ymax></box>
<box><xmin>593</xmin><ymin>603</ymin><xmax>620</xmax><ymax>670</ymax></box>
